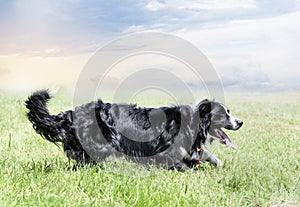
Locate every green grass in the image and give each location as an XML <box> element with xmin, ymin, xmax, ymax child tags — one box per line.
<box><xmin>0</xmin><ymin>92</ymin><xmax>299</xmax><ymax>206</ymax></box>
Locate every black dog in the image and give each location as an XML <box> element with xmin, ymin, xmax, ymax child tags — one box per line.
<box><xmin>25</xmin><ymin>90</ymin><xmax>243</xmax><ymax>170</ymax></box>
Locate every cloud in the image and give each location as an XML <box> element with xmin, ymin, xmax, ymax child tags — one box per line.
<box><xmin>145</xmin><ymin>0</ymin><xmax>166</xmax><ymax>11</ymax></box>
<box><xmin>174</xmin><ymin>10</ymin><xmax>300</xmax><ymax>91</ymax></box>
<box><xmin>1</xmin><ymin>0</ymin><xmax>298</xmax><ymax>56</ymax></box>
<box><xmin>0</xmin><ymin>0</ymin><xmax>120</xmax><ymax>56</ymax></box>
<box><xmin>122</xmin><ymin>0</ymin><xmax>299</xmax><ymax>39</ymax></box>
<box><xmin>169</xmin><ymin>0</ymin><xmax>256</xmax><ymax>10</ymax></box>
<box><xmin>0</xmin><ymin>1</ymin><xmax>299</xmax><ymax>93</ymax></box>
<box><xmin>220</xmin><ymin>64</ymin><xmax>270</xmax><ymax>90</ymax></box>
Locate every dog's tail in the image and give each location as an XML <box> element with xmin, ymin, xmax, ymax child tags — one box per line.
<box><xmin>25</xmin><ymin>89</ymin><xmax>64</xmax><ymax>144</ymax></box>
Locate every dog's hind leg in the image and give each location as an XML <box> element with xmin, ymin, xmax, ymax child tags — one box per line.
<box><xmin>169</xmin><ymin>162</ymin><xmax>191</xmax><ymax>172</ymax></box>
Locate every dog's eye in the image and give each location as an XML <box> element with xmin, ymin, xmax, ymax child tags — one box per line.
<box><xmin>227</xmin><ymin>109</ymin><xmax>230</xmax><ymax>114</ymax></box>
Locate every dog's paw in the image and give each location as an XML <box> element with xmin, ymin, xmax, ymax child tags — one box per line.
<box><xmin>216</xmin><ymin>159</ymin><xmax>223</xmax><ymax>167</ymax></box>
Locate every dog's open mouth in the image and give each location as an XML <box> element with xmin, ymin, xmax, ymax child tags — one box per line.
<box><xmin>210</xmin><ymin>128</ymin><xmax>237</xmax><ymax>150</ymax></box>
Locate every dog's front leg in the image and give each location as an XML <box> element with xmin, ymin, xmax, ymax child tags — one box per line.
<box><xmin>200</xmin><ymin>148</ymin><xmax>223</xmax><ymax>167</ymax></box>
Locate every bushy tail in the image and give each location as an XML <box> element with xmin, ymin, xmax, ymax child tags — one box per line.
<box><xmin>25</xmin><ymin>90</ymin><xmax>63</xmax><ymax>143</ymax></box>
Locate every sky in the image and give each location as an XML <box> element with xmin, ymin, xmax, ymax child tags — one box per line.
<box><xmin>0</xmin><ymin>0</ymin><xmax>300</xmax><ymax>95</ymax></box>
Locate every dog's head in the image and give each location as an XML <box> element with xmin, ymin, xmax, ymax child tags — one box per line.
<box><xmin>195</xmin><ymin>99</ymin><xmax>243</xmax><ymax>149</ymax></box>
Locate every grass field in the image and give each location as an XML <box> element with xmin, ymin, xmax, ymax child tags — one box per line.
<box><xmin>0</xmin><ymin>92</ymin><xmax>299</xmax><ymax>206</ymax></box>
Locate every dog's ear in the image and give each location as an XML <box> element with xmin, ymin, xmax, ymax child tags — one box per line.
<box><xmin>197</xmin><ymin>99</ymin><xmax>212</xmax><ymax>118</ymax></box>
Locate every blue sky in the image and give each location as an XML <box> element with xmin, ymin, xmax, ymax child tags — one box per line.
<box><xmin>0</xmin><ymin>0</ymin><xmax>300</xmax><ymax>93</ymax></box>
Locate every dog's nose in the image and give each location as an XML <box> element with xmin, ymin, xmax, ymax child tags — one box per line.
<box><xmin>237</xmin><ymin>120</ymin><xmax>243</xmax><ymax>127</ymax></box>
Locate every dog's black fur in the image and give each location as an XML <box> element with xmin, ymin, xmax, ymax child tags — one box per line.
<box><xmin>25</xmin><ymin>90</ymin><xmax>243</xmax><ymax>170</ymax></box>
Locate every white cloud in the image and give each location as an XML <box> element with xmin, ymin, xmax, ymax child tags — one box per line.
<box><xmin>296</xmin><ymin>0</ymin><xmax>300</xmax><ymax>8</ymax></box>
<box><xmin>172</xmin><ymin>0</ymin><xmax>256</xmax><ymax>10</ymax></box>
<box><xmin>122</xmin><ymin>25</ymin><xmax>147</xmax><ymax>33</ymax></box>
<box><xmin>175</xmin><ymin>11</ymin><xmax>300</xmax><ymax>90</ymax></box>
<box><xmin>1</xmin><ymin>0</ymin><xmax>299</xmax><ymax>92</ymax></box>
<box><xmin>145</xmin><ymin>0</ymin><xmax>166</xmax><ymax>11</ymax></box>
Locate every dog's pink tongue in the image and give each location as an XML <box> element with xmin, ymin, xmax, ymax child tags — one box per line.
<box><xmin>225</xmin><ymin>137</ymin><xmax>238</xmax><ymax>150</ymax></box>
<box><xmin>219</xmin><ymin>129</ymin><xmax>238</xmax><ymax>150</ymax></box>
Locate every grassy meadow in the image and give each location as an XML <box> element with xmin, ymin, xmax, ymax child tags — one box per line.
<box><xmin>0</xmin><ymin>92</ymin><xmax>299</xmax><ymax>206</ymax></box>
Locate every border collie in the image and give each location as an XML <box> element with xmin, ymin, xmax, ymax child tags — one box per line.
<box><xmin>25</xmin><ymin>90</ymin><xmax>243</xmax><ymax>170</ymax></box>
